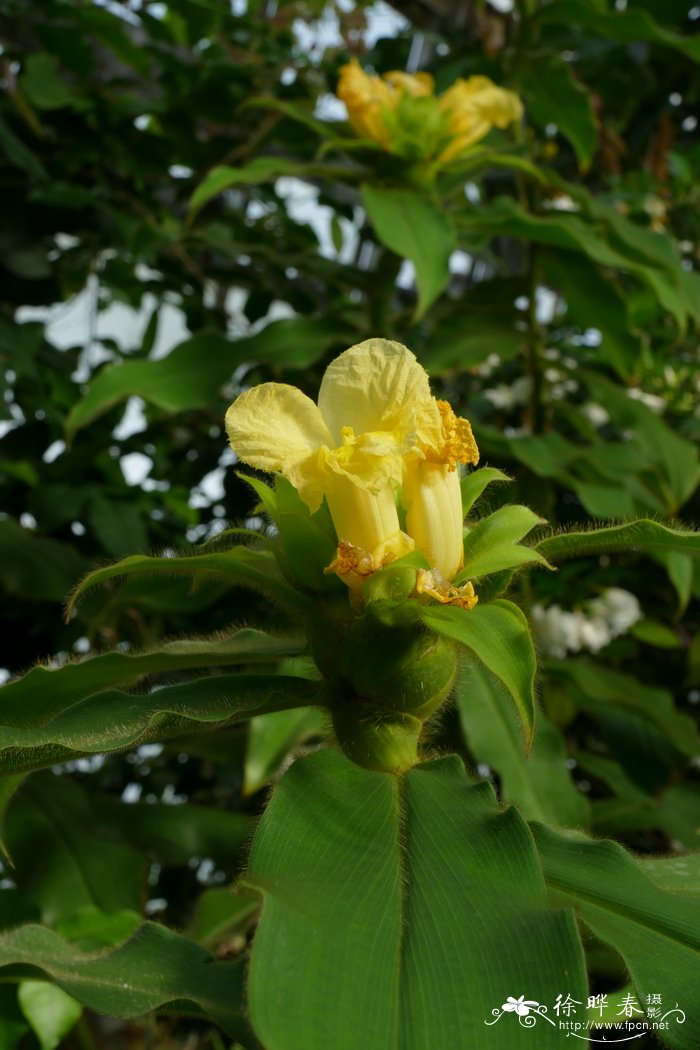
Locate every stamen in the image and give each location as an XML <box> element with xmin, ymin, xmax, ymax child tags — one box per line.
<box><xmin>436</xmin><ymin>400</ymin><xmax>480</xmax><ymax>470</ymax></box>
<box><xmin>325</xmin><ymin>540</ymin><xmax>378</xmax><ymax>579</ymax></box>
<box><xmin>416</xmin><ymin>568</ymin><xmax>478</xmax><ymax>610</ymax></box>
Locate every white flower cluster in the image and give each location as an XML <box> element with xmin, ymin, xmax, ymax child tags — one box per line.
<box><xmin>531</xmin><ymin>587</ymin><xmax>642</xmax><ymax>659</ymax></box>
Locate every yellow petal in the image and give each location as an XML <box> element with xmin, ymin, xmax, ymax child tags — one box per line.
<box><xmin>439</xmin><ymin>76</ymin><xmax>523</xmax><ymax>157</ymax></box>
<box><xmin>225</xmin><ymin>384</ymin><xmax>333</xmax><ymax>511</ymax></box>
<box><xmin>323</xmin><ymin>475</ymin><xmax>414</xmax><ymax>592</ymax></box>
<box><xmin>384</xmin><ymin>70</ymin><xmax>435</xmax><ymax>97</ymax></box>
<box><xmin>318</xmin><ymin>339</ymin><xmax>443</xmax><ymax>454</ymax></box>
<box><xmin>336</xmin><ymin>60</ymin><xmax>393</xmax><ymax>146</ymax></box>
<box><xmin>324</xmin><ymin>443</ymin><xmax>405</xmax><ymax>495</ymax></box>
<box><xmin>325</xmin><ymin>471</ymin><xmax>411</xmax><ymax>559</ymax></box>
<box><xmin>403</xmin><ymin>460</ymin><xmax>465</xmax><ymax>581</ymax></box>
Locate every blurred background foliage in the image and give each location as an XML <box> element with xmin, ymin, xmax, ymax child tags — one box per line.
<box><xmin>1</xmin><ymin>0</ymin><xmax>700</xmax><ymax>1046</ymax></box>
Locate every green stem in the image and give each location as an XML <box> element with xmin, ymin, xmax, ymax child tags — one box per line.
<box><xmin>526</xmin><ymin>243</ymin><xmax>546</xmax><ymax>435</ymax></box>
<box><xmin>368</xmin><ymin>248</ymin><xmax>402</xmax><ymax>337</ymax></box>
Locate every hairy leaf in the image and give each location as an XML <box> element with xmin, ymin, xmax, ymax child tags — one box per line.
<box><xmin>0</xmin><ymin>924</ymin><xmax>249</xmax><ymax>1040</ymax></box>
<box><xmin>534</xmin><ymin>824</ymin><xmax>700</xmax><ymax>1050</ymax></box>
<box><xmin>421</xmin><ymin>601</ymin><xmax>537</xmax><ymax>744</ymax></box>
<box><xmin>536</xmin><ymin>520</ymin><xmax>700</xmax><ymax>564</ymax></box>
<box><xmin>245</xmin><ymin>751</ymin><xmax>586</xmax><ymax>1049</ymax></box>
<box><xmin>0</xmin><ymin>673</ymin><xmax>322</xmax><ymax>775</ymax></box>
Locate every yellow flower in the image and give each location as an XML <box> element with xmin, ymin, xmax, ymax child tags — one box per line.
<box><xmin>335</xmin><ymin>61</ymin><xmax>434</xmax><ymax>149</ymax></box>
<box><xmin>225</xmin><ymin>339</ymin><xmax>479</xmax><ymax>602</ymax></box>
<box><xmin>336</xmin><ymin>60</ymin><xmax>395</xmax><ymax>148</ymax></box>
<box><xmin>336</xmin><ymin>61</ymin><xmax>522</xmax><ymax>165</ymax></box>
<box><xmin>402</xmin><ymin>400</ymin><xmax>479</xmax><ymax>584</ymax></box>
<box><xmin>226</xmin><ymin>339</ymin><xmax>439</xmax><ymax>582</ymax></box>
<box><xmin>437</xmin><ymin>76</ymin><xmax>524</xmax><ymax>162</ymax></box>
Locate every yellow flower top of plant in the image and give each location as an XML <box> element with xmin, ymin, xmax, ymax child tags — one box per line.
<box><xmin>336</xmin><ymin>60</ymin><xmax>522</xmax><ymax>165</ymax></box>
<box><xmin>225</xmin><ymin>339</ymin><xmax>479</xmax><ymax>603</ymax></box>
<box><xmin>437</xmin><ymin>76</ymin><xmax>524</xmax><ymax>162</ymax></box>
<box><xmin>336</xmin><ymin>60</ymin><xmax>434</xmax><ymax>148</ymax></box>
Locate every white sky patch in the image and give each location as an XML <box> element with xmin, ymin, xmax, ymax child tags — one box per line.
<box><xmin>168</xmin><ymin>164</ymin><xmax>194</xmax><ymax>179</ymax></box>
<box><xmin>43</xmin><ymin>439</ymin><xmax>66</xmax><ymax>464</ymax></box>
<box><xmin>113</xmin><ymin>397</ymin><xmax>148</xmax><ymax>440</ymax></box>
<box><xmin>121</xmin><ymin>452</ymin><xmax>153</xmax><ymax>486</ymax></box>
<box><xmin>293</xmin><ymin>2</ymin><xmax>407</xmax><ymax>61</ymax></box>
<box><xmin>16</xmin><ymin>278</ymin><xmax>190</xmax><ymax>373</ymax></box>
<box><xmin>449</xmin><ymin>250</ymin><xmax>472</xmax><ymax>276</ymax></box>
<box><xmin>314</xmin><ymin>93</ymin><xmax>348</xmax><ymax>121</ymax></box>
<box><xmin>396</xmin><ymin>259</ymin><xmax>416</xmax><ymax>289</ymax></box>
<box><xmin>276</xmin><ymin>176</ymin><xmax>359</xmax><ymax>262</ymax></box>
<box><xmin>535</xmin><ymin>286</ymin><xmax>559</xmax><ymax>324</ymax></box>
<box><xmin>199</xmin><ymin>467</ymin><xmax>226</xmax><ymax>503</ymax></box>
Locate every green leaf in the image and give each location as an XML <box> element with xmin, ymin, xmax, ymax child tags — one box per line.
<box><xmin>456</xmin><ymin>661</ymin><xmax>589</xmax><ymax>828</ymax></box>
<box><xmin>17</xmin><ymin>982</ymin><xmax>82</xmax><ymax>1050</ymax></box>
<box><xmin>241</xmin><ymin>473</ymin><xmax>278</xmax><ymax>522</ymax></box>
<box><xmin>653</xmin><ymin>550</ymin><xmax>693</xmax><ymax>615</ymax></box>
<box><xmin>540</xmin><ymin>252</ymin><xmax>640</xmax><ymax>378</ymax></box>
<box><xmin>0</xmin><ymin>774</ymin><xmax>25</xmax><ymax>864</ymax></box>
<box><xmin>460</xmin><ymin>467</ymin><xmax>512</xmax><ymax>516</ymax></box>
<box><xmin>65</xmin><ymin>546</ymin><xmax>308</xmax><ymax>620</ymax></box>
<box><xmin>536</xmin><ymin>519</ymin><xmax>700</xmax><ymax>564</ymax></box>
<box><xmin>245</xmin><ymin>750</ymin><xmax>586</xmax><ymax>1049</ymax></box>
<box><xmin>65</xmin><ymin>321</ymin><xmax>344</xmax><ymax>438</ymax></box>
<box><xmin>245</xmin><ymin>706</ymin><xmax>326</xmax><ymax>795</ymax></box>
<box><xmin>538</xmin><ymin>0</ymin><xmax>700</xmax><ymax>61</ymax></box>
<box><xmin>420</xmin><ymin>600</ymin><xmax>536</xmax><ymax>745</ymax></box>
<box><xmin>0</xmin><ymin>519</ymin><xmax>90</xmax><ymax>603</ymax></box>
<box><xmin>573</xmin><ymin>482</ymin><xmax>638</xmax><ymax>520</ymax></box>
<box><xmin>0</xmin><ymin>673</ymin><xmax>322</xmax><ymax>775</ymax></box>
<box><xmin>629</xmin><ymin>619</ymin><xmax>682</xmax><ymax>649</ymax></box>
<box><xmin>189</xmin><ymin>158</ymin><xmax>312</xmax><ymax>214</ymax></box>
<box><xmin>361</xmin><ymin>185</ymin><xmax>455</xmax><ymax>319</ymax></box>
<box><xmin>457</xmin><ymin>198</ymin><xmax>690</xmax><ymax>327</ymax></box>
<box><xmin>186</xmin><ymin>888</ymin><xmax>259</xmax><ymax>951</ymax></box>
<box><xmin>583</xmin><ymin>375</ymin><xmax>700</xmax><ymax>514</ymax></box>
<box><xmin>640</xmin><ymin>856</ymin><xmax>700</xmax><ymax>901</ymax></box>
<box><xmin>21</xmin><ymin>54</ymin><xmax>80</xmax><ymax>111</ymax></box>
<box><xmin>517</xmin><ymin>56</ymin><xmax>597</xmax><ymax>170</ymax></box>
<box><xmin>88</xmin><ymin>497</ymin><xmax>148</xmax><ymax>558</ymax></box>
<box><xmin>0</xmin><ymin>113</ymin><xmax>47</xmax><ymax>179</ymax></box>
<box><xmin>534</xmin><ymin>824</ymin><xmax>700</xmax><ymax>1050</ymax></box>
<box><xmin>2</xmin><ymin>627</ymin><xmax>305</xmax><ymax>717</ymax></box>
<box><xmin>548</xmin><ymin>659</ymin><xmax>698</xmax><ymax>759</ymax></box>
<box><xmin>579</xmin><ymin>751</ymin><xmax>700</xmax><ymax>851</ymax></box>
<box><xmin>92</xmin><ymin>797</ymin><xmax>251</xmax><ymax>867</ymax></box>
<box><xmin>243</xmin><ymin>96</ymin><xmax>338</xmax><ymax>138</ymax></box>
<box><xmin>0</xmin><ymin>984</ymin><xmax>29</xmax><ymax>1050</ymax></box>
<box><xmin>273</xmin><ymin>475</ymin><xmax>340</xmax><ymax>593</ymax></box>
<box><xmin>465</xmin><ymin>504</ymin><xmax>545</xmax><ymax>551</ymax></box>
<box><xmin>458</xmin><ymin>505</ymin><xmax>549</xmax><ymax>581</ymax></box>
<box><xmin>4</xmin><ymin>775</ymin><xmax>146</xmax><ymax>923</ymax></box>
<box><xmin>54</xmin><ymin>910</ymin><xmax>142</xmax><ymax>951</ymax></box>
<box><xmin>0</xmin><ymin>923</ymin><xmax>248</xmax><ymax>1040</ymax></box>
<box><xmin>419</xmin><ymin>318</ymin><xmax>525</xmax><ymax>371</ymax></box>
<box><xmin>444</xmin><ymin>148</ymin><xmax>548</xmax><ymax>184</ymax></box>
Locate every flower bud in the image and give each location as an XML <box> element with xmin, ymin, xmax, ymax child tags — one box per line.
<box><xmin>310</xmin><ymin>601</ymin><xmax>459</xmax><ymax>772</ymax></box>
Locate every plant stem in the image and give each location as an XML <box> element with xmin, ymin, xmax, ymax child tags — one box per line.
<box><xmin>526</xmin><ymin>243</ymin><xmax>546</xmax><ymax>434</ymax></box>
